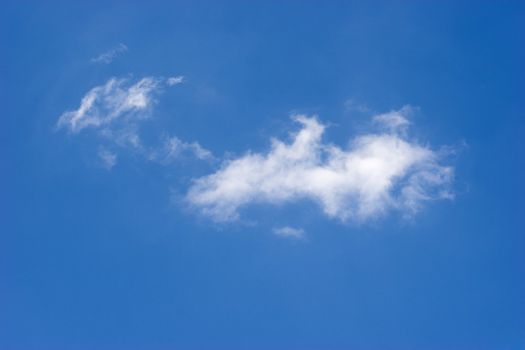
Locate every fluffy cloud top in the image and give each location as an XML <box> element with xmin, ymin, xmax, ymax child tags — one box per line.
<box><xmin>186</xmin><ymin>109</ymin><xmax>453</xmax><ymax>222</ymax></box>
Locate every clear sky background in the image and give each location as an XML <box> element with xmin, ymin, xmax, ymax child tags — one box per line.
<box><xmin>2</xmin><ymin>1</ymin><xmax>524</xmax><ymax>349</ymax></box>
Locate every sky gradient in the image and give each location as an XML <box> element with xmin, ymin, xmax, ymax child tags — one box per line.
<box><xmin>2</xmin><ymin>1</ymin><xmax>525</xmax><ymax>349</ymax></box>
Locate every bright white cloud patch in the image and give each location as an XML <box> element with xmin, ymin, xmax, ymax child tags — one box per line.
<box><xmin>91</xmin><ymin>43</ymin><xmax>128</xmax><ymax>64</ymax></box>
<box><xmin>186</xmin><ymin>109</ymin><xmax>453</xmax><ymax>222</ymax></box>
<box><xmin>273</xmin><ymin>226</ymin><xmax>305</xmax><ymax>239</ymax></box>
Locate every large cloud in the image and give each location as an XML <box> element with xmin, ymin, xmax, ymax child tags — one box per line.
<box><xmin>186</xmin><ymin>108</ymin><xmax>453</xmax><ymax>222</ymax></box>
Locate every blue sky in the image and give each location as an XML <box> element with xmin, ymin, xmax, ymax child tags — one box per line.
<box><xmin>2</xmin><ymin>1</ymin><xmax>524</xmax><ymax>349</ymax></box>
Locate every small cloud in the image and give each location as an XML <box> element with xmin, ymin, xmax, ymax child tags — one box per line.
<box><xmin>185</xmin><ymin>141</ymin><xmax>214</xmax><ymax>161</ymax></box>
<box><xmin>98</xmin><ymin>148</ymin><xmax>117</xmax><ymax>170</ymax></box>
<box><xmin>91</xmin><ymin>43</ymin><xmax>128</xmax><ymax>64</ymax></box>
<box><xmin>150</xmin><ymin>136</ymin><xmax>214</xmax><ymax>163</ymax></box>
<box><xmin>167</xmin><ymin>76</ymin><xmax>184</xmax><ymax>86</ymax></box>
<box><xmin>57</xmin><ymin>75</ymin><xmax>187</xmax><ymax>135</ymax></box>
<box><xmin>344</xmin><ymin>99</ymin><xmax>371</xmax><ymax>114</ymax></box>
<box><xmin>56</xmin><ymin>76</ymin><xmax>164</xmax><ymax>134</ymax></box>
<box><xmin>56</xmin><ymin>75</ymin><xmax>210</xmax><ymax>167</ymax></box>
<box><xmin>273</xmin><ymin>226</ymin><xmax>305</xmax><ymax>239</ymax></box>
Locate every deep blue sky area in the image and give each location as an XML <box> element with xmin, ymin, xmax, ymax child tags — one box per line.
<box><xmin>1</xmin><ymin>1</ymin><xmax>525</xmax><ymax>349</ymax></box>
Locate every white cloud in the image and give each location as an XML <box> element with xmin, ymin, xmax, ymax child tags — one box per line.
<box><xmin>373</xmin><ymin>105</ymin><xmax>413</xmax><ymax>134</ymax></box>
<box><xmin>91</xmin><ymin>43</ymin><xmax>128</xmax><ymax>64</ymax></box>
<box><xmin>186</xmin><ymin>109</ymin><xmax>453</xmax><ymax>222</ymax></box>
<box><xmin>273</xmin><ymin>226</ymin><xmax>305</xmax><ymax>239</ymax></box>
<box><xmin>98</xmin><ymin>148</ymin><xmax>117</xmax><ymax>170</ymax></box>
<box><xmin>167</xmin><ymin>76</ymin><xmax>184</xmax><ymax>86</ymax></box>
<box><xmin>57</xmin><ymin>76</ymin><xmax>211</xmax><ymax>168</ymax></box>
<box><xmin>57</xmin><ymin>76</ymin><xmax>164</xmax><ymax>133</ymax></box>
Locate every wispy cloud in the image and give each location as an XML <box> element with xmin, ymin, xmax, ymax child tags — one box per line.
<box><xmin>167</xmin><ymin>76</ymin><xmax>184</xmax><ymax>86</ymax></box>
<box><xmin>57</xmin><ymin>75</ymin><xmax>212</xmax><ymax>167</ymax></box>
<box><xmin>344</xmin><ymin>98</ymin><xmax>371</xmax><ymax>114</ymax></box>
<box><xmin>98</xmin><ymin>148</ymin><xmax>117</xmax><ymax>170</ymax></box>
<box><xmin>273</xmin><ymin>226</ymin><xmax>305</xmax><ymax>239</ymax></box>
<box><xmin>186</xmin><ymin>108</ymin><xmax>453</xmax><ymax>222</ymax></box>
<box><xmin>149</xmin><ymin>136</ymin><xmax>214</xmax><ymax>163</ymax></box>
<box><xmin>372</xmin><ymin>105</ymin><xmax>413</xmax><ymax>134</ymax></box>
<box><xmin>161</xmin><ymin>136</ymin><xmax>214</xmax><ymax>162</ymax></box>
<box><xmin>91</xmin><ymin>43</ymin><xmax>128</xmax><ymax>64</ymax></box>
<box><xmin>56</xmin><ymin>76</ymin><xmax>164</xmax><ymax>134</ymax></box>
